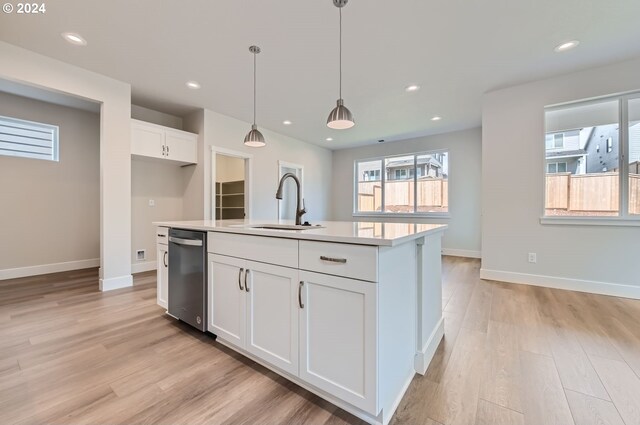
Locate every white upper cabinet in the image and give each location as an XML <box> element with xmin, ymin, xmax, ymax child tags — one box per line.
<box><xmin>131</xmin><ymin>119</ymin><xmax>197</xmax><ymax>165</ymax></box>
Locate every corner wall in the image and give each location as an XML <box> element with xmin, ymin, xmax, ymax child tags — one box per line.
<box><xmin>482</xmin><ymin>57</ymin><xmax>640</xmax><ymax>298</ymax></box>
<box><xmin>0</xmin><ymin>42</ymin><xmax>132</xmax><ymax>290</ymax></box>
<box><xmin>331</xmin><ymin>128</ymin><xmax>482</xmax><ymax>256</ymax></box>
<box><xmin>0</xmin><ymin>92</ymin><xmax>100</xmax><ymax>277</ymax></box>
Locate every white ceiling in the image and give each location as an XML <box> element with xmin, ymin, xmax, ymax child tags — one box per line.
<box><xmin>2</xmin><ymin>0</ymin><xmax>640</xmax><ymax>149</ymax></box>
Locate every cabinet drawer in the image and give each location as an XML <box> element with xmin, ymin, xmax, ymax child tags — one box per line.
<box><xmin>208</xmin><ymin>232</ymin><xmax>298</xmax><ymax>268</ymax></box>
<box><xmin>156</xmin><ymin>226</ymin><xmax>169</xmax><ymax>245</ymax></box>
<box><xmin>299</xmin><ymin>241</ymin><xmax>378</xmax><ymax>282</ymax></box>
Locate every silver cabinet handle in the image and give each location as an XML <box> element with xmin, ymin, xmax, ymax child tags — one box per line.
<box><xmin>166</xmin><ymin>144</ymin><xmax>170</xmax><ymax>155</ymax></box>
<box><xmin>298</xmin><ymin>281</ymin><xmax>304</xmax><ymax>309</ymax></box>
<box><xmin>169</xmin><ymin>236</ymin><xmax>202</xmax><ymax>246</ymax></box>
<box><xmin>162</xmin><ymin>144</ymin><xmax>166</xmax><ymax>156</ymax></box>
<box><xmin>320</xmin><ymin>255</ymin><xmax>347</xmax><ymax>264</ymax></box>
<box><xmin>238</xmin><ymin>268</ymin><xmax>244</xmax><ymax>291</ymax></box>
<box><xmin>245</xmin><ymin>269</ymin><xmax>250</xmax><ymax>292</ymax></box>
<box><xmin>163</xmin><ymin>251</ymin><xmax>168</xmax><ymax>268</ymax></box>
<box><xmin>157</xmin><ymin>234</ymin><xmax>167</xmax><ymax>238</ymax></box>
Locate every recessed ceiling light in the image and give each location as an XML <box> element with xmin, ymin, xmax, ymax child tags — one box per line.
<box><xmin>186</xmin><ymin>81</ymin><xmax>201</xmax><ymax>89</ymax></box>
<box><xmin>61</xmin><ymin>32</ymin><xmax>87</xmax><ymax>46</ymax></box>
<box><xmin>405</xmin><ymin>85</ymin><xmax>420</xmax><ymax>92</ymax></box>
<box><xmin>283</xmin><ymin>120</ymin><xmax>292</xmax><ymax>125</ymax></box>
<box><xmin>554</xmin><ymin>40</ymin><xmax>579</xmax><ymax>52</ymax></box>
<box><xmin>431</xmin><ymin>116</ymin><xmax>442</xmax><ymax>121</ymax></box>
<box><xmin>326</xmin><ymin>137</ymin><xmax>333</xmax><ymax>142</ymax></box>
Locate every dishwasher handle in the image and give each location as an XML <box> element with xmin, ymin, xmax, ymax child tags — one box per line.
<box><xmin>169</xmin><ymin>236</ymin><xmax>203</xmax><ymax>247</ymax></box>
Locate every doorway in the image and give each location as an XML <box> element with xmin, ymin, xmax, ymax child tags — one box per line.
<box><xmin>213</xmin><ymin>150</ymin><xmax>251</xmax><ymax>220</ymax></box>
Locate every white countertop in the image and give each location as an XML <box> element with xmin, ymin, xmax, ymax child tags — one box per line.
<box><xmin>153</xmin><ymin>219</ymin><xmax>447</xmax><ymax>246</ymax></box>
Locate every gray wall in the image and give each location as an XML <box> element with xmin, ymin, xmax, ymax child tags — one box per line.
<box><xmin>331</xmin><ymin>128</ymin><xmax>482</xmax><ymax>256</ymax></box>
<box><xmin>0</xmin><ymin>91</ymin><xmax>100</xmax><ymax>270</ymax></box>
<box><xmin>482</xmin><ymin>56</ymin><xmax>640</xmax><ymax>296</ymax></box>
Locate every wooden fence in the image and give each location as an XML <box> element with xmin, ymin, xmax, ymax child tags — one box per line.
<box><xmin>358</xmin><ymin>178</ymin><xmax>448</xmax><ymax>212</ymax></box>
<box><xmin>546</xmin><ymin>172</ymin><xmax>640</xmax><ymax>214</ymax></box>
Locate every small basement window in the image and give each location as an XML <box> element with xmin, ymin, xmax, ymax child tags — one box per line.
<box><xmin>0</xmin><ymin>115</ymin><xmax>59</xmax><ymax>161</ymax></box>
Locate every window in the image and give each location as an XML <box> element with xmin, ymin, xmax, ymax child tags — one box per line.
<box><xmin>544</xmin><ymin>93</ymin><xmax>640</xmax><ymax>220</ymax></box>
<box><xmin>355</xmin><ymin>151</ymin><xmax>449</xmax><ymax>215</ymax></box>
<box><xmin>547</xmin><ymin>162</ymin><xmax>567</xmax><ymax>173</ymax></box>
<box><xmin>0</xmin><ymin>115</ymin><xmax>59</xmax><ymax>161</ymax></box>
<box><xmin>545</xmin><ymin>133</ymin><xmax>565</xmax><ymax>149</ymax></box>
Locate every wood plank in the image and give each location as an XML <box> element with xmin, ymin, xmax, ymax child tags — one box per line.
<box><xmin>479</xmin><ymin>320</ymin><xmax>522</xmax><ymax>412</ymax></box>
<box><xmin>590</xmin><ymin>355</ymin><xmax>640</xmax><ymax>425</ymax></box>
<box><xmin>519</xmin><ymin>351</ymin><xmax>575</xmax><ymax>425</ymax></box>
<box><xmin>565</xmin><ymin>389</ymin><xmax>625</xmax><ymax>425</ymax></box>
<box><xmin>475</xmin><ymin>399</ymin><xmax>524</xmax><ymax>425</ymax></box>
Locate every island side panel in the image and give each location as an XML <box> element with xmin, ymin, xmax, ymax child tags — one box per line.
<box><xmin>378</xmin><ymin>241</ymin><xmax>417</xmax><ymax>424</ymax></box>
<box><xmin>415</xmin><ymin>233</ymin><xmax>445</xmax><ymax>375</ymax></box>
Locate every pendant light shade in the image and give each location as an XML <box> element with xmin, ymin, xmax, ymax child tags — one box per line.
<box><xmin>244</xmin><ymin>124</ymin><xmax>265</xmax><ymax>147</ymax></box>
<box><xmin>327</xmin><ymin>99</ymin><xmax>354</xmax><ymax>129</ymax></box>
<box><xmin>244</xmin><ymin>45</ymin><xmax>266</xmax><ymax>147</ymax></box>
<box><xmin>327</xmin><ymin>0</ymin><xmax>354</xmax><ymax>130</ymax></box>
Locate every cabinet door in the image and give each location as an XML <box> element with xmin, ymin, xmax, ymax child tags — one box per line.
<box><xmin>131</xmin><ymin>122</ymin><xmax>165</xmax><ymax>159</ymax></box>
<box><xmin>156</xmin><ymin>244</ymin><xmax>168</xmax><ymax>309</ymax></box>
<box><xmin>245</xmin><ymin>261</ymin><xmax>299</xmax><ymax>376</ymax></box>
<box><xmin>208</xmin><ymin>254</ymin><xmax>246</xmax><ymax>348</ymax></box>
<box><xmin>299</xmin><ymin>270</ymin><xmax>378</xmax><ymax>414</ymax></box>
<box><xmin>165</xmin><ymin>130</ymin><xmax>197</xmax><ymax>164</ymax></box>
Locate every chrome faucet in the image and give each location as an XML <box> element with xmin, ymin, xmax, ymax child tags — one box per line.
<box><xmin>276</xmin><ymin>173</ymin><xmax>306</xmax><ymax>225</ymax></box>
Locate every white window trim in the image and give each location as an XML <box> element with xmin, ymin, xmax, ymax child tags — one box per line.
<box><xmin>542</xmin><ymin>91</ymin><xmax>640</xmax><ymax>225</ymax></box>
<box><xmin>353</xmin><ymin>149</ymin><xmax>450</xmax><ymax>218</ymax></box>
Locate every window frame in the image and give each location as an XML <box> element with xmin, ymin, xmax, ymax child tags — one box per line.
<box><xmin>541</xmin><ymin>91</ymin><xmax>640</xmax><ymax>226</ymax></box>
<box><xmin>353</xmin><ymin>149</ymin><xmax>450</xmax><ymax>218</ymax></box>
<box><xmin>0</xmin><ymin>115</ymin><xmax>59</xmax><ymax>162</ymax></box>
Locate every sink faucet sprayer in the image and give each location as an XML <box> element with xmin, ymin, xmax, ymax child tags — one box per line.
<box><xmin>275</xmin><ymin>173</ymin><xmax>306</xmax><ymax>225</ymax></box>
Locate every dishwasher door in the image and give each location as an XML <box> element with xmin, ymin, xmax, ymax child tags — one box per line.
<box><xmin>168</xmin><ymin>229</ymin><xmax>207</xmax><ymax>331</ymax></box>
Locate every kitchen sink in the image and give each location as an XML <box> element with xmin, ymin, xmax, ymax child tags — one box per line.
<box><xmin>230</xmin><ymin>224</ymin><xmax>325</xmax><ymax>231</ymax></box>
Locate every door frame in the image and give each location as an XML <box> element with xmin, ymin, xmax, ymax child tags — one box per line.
<box><xmin>211</xmin><ymin>147</ymin><xmax>253</xmax><ymax>220</ymax></box>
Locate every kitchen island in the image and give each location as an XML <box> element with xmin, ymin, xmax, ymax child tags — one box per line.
<box><xmin>154</xmin><ymin>219</ymin><xmax>447</xmax><ymax>425</ymax></box>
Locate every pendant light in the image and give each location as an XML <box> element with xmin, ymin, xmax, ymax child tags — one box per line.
<box><xmin>327</xmin><ymin>0</ymin><xmax>355</xmax><ymax>130</ymax></box>
<box><xmin>244</xmin><ymin>45</ymin><xmax>266</xmax><ymax>147</ymax></box>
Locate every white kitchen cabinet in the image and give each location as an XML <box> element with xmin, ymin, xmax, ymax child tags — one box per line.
<box><xmin>299</xmin><ymin>270</ymin><xmax>377</xmax><ymax>414</ymax></box>
<box><xmin>208</xmin><ymin>254</ymin><xmax>299</xmax><ymax>375</ymax></box>
<box><xmin>208</xmin><ymin>254</ymin><xmax>246</xmax><ymax>348</ymax></box>
<box><xmin>131</xmin><ymin>119</ymin><xmax>197</xmax><ymax>165</ymax></box>
<box><xmin>156</xmin><ymin>227</ymin><xmax>169</xmax><ymax>309</ymax></box>
<box><xmin>245</xmin><ymin>260</ymin><xmax>299</xmax><ymax>376</ymax></box>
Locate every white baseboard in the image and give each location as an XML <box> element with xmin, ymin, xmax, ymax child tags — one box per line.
<box><xmin>99</xmin><ymin>274</ymin><xmax>133</xmax><ymax>291</ymax></box>
<box><xmin>441</xmin><ymin>248</ymin><xmax>481</xmax><ymax>259</ymax></box>
<box><xmin>414</xmin><ymin>316</ymin><xmax>445</xmax><ymax>375</ymax></box>
<box><xmin>132</xmin><ymin>261</ymin><xmax>156</xmax><ymax>274</ymax></box>
<box><xmin>480</xmin><ymin>268</ymin><xmax>640</xmax><ymax>300</ymax></box>
<box><xmin>0</xmin><ymin>258</ymin><xmax>100</xmax><ymax>280</ymax></box>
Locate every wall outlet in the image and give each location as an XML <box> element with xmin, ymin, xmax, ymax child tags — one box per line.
<box><xmin>528</xmin><ymin>252</ymin><xmax>537</xmax><ymax>263</ymax></box>
<box><xmin>148</xmin><ymin>199</ymin><xmax>155</xmax><ymax>207</ymax></box>
<box><xmin>136</xmin><ymin>249</ymin><xmax>146</xmax><ymax>261</ymax></box>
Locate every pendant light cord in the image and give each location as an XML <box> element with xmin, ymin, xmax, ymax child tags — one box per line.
<box><xmin>253</xmin><ymin>51</ymin><xmax>257</xmax><ymax>126</ymax></box>
<box><xmin>339</xmin><ymin>6</ymin><xmax>342</xmax><ymax>99</ymax></box>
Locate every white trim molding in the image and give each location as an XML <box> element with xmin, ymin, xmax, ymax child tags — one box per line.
<box><xmin>99</xmin><ymin>274</ymin><xmax>133</xmax><ymax>291</ymax></box>
<box><xmin>0</xmin><ymin>258</ymin><xmax>99</xmax><ymax>280</ymax></box>
<box><xmin>414</xmin><ymin>316</ymin><xmax>445</xmax><ymax>375</ymax></box>
<box><xmin>480</xmin><ymin>268</ymin><xmax>640</xmax><ymax>300</ymax></box>
<box><xmin>441</xmin><ymin>248</ymin><xmax>481</xmax><ymax>259</ymax></box>
<box><xmin>131</xmin><ymin>261</ymin><xmax>156</xmax><ymax>274</ymax></box>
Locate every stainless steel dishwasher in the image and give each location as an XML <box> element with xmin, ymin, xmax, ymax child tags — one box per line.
<box><xmin>168</xmin><ymin>228</ymin><xmax>207</xmax><ymax>331</ymax></box>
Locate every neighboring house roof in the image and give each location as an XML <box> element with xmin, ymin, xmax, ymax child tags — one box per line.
<box><xmin>386</xmin><ymin>156</ymin><xmax>442</xmax><ymax>169</ymax></box>
<box><xmin>545</xmin><ymin>149</ymin><xmax>586</xmax><ymax>159</ymax></box>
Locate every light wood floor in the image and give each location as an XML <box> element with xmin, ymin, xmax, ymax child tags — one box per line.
<box><xmin>1</xmin><ymin>258</ymin><xmax>640</xmax><ymax>425</ymax></box>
